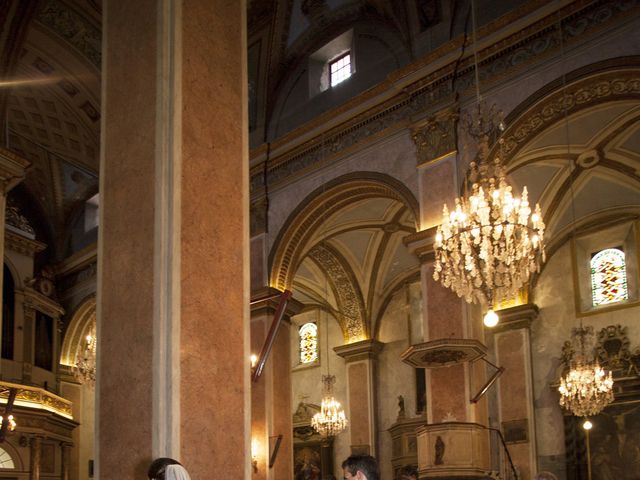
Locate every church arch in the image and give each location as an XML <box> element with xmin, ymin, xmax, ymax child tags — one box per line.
<box><xmin>60</xmin><ymin>295</ymin><xmax>96</xmax><ymax>367</ymax></box>
<box><xmin>269</xmin><ymin>172</ymin><xmax>419</xmax><ymax>293</ymax></box>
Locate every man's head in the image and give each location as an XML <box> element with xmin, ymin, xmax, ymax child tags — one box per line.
<box><xmin>399</xmin><ymin>464</ymin><xmax>418</xmax><ymax>480</ymax></box>
<box><xmin>147</xmin><ymin>458</ymin><xmax>181</xmax><ymax>480</ymax></box>
<box><xmin>342</xmin><ymin>454</ymin><xmax>379</xmax><ymax>480</ymax></box>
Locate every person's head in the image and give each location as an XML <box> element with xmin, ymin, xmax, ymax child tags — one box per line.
<box><xmin>399</xmin><ymin>464</ymin><xmax>418</xmax><ymax>480</ymax></box>
<box><xmin>148</xmin><ymin>458</ymin><xmax>181</xmax><ymax>480</ymax></box>
<box><xmin>342</xmin><ymin>455</ymin><xmax>379</xmax><ymax>480</ymax></box>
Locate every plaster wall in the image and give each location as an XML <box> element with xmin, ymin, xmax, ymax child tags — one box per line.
<box><xmin>290</xmin><ymin>309</ymin><xmax>349</xmax><ymax>479</ymax></box>
<box><xmin>267</xmin><ymin>130</ymin><xmax>418</xmax><ymax>256</ymax></box>
<box><xmin>376</xmin><ymin>281</ymin><xmax>423</xmax><ymax>480</ymax></box>
<box><xmin>531</xmin><ymin>237</ymin><xmax>640</xmax><ymax>478</ymax></box>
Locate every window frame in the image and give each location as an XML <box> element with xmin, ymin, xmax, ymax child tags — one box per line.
<box><xmin>329</xmin><ymin>51</ymin><xmax>353</xmax><ymax>87</ymax></box>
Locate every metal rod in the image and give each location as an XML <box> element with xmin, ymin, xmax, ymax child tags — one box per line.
<box><xmin>251</xmin><ymin>290</ymin><xmax>292</xmax><ymax>382</ymax></box>
<box><xmin>586</xmin><ymin>428</ymin><xmax>592</xmax><ymax>480</ymax></box>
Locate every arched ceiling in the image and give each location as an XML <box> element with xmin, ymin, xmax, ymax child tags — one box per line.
<box><xmin>291</xmin><ymin>196</ymin><xmax>419</xmax><ymax>341</ymax></box>
<box><xmin>507</xmin><ymin>100</ymin><xmax>640</xmax><ymax>255</ymax></box>
<box><xmin>1</xmin><ymin>0</ymin><xmax>101</xmax><ymax>258</ymax></box>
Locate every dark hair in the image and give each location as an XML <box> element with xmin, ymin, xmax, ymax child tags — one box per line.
<box><xmin>148</xmin><ymin>458</ymin><xmax>181</xmax><ymax>480</ymax></box>
<box><xmin>342</xmin><ymin>455</ymin><xmax>379</xmax><ymax>480</ymax></box>
<box><xmin>399</xmin><ymin>464</ymin><xmax>418</xmax><ymax>478</ymax></box>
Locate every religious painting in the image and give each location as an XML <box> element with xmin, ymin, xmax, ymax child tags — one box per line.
<box><xmin>564</xmin><ymin>402</ymin><xmax>640</xmax><ymax>480</ymax></box>
<box><xmin>294</xmin><ymin>445</ymin><xmax>322</xmax><ymax>480</ymax></box>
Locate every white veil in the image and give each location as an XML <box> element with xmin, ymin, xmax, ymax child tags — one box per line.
<box><xmin>165</xmin><ymin>464</ymin><xmax>191</xmax><ymax>480</ymax></box>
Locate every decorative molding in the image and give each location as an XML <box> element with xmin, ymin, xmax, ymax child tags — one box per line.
<box><xmin>250</xmin><ymin>286</ymin><xmax>303</xmax><ymax>319</ymax></box>
<box><xmin>499</xmin><ymin>69</ymin><xmax>640</xmax><ymax>165</ymax></box>
<box><xmin>0</xmin><ymin>146</ymin><xmax>29</xmax><ymax>192</ymax></box>
<box><xmin>490</xmin><ymin>303</ymin><xmax>539</xmax><ymax>333</ymax></box>
<box><xmin>250</xmin><ymin>0</ymin><xmax>640</xmax><ymax>195</ymax></box>
<box><xmin>411</xmin><ymin>108</ymin><xmax>459</xmax><ymax>167</ymax></box>
<box><xmin>309</xmin><ymin>244</ymin><xmax>366</xmax><ymax>341</ymax></box>
<box><xmin>5</xmin><ymin>229</ymin><xmax>46</xmax><ymax>256</ymax></box>
<box><xmin>401</xmin><ymin>339</ymin><xmax>487</xmax><ymax>368</ymax></box>
<box><xmin>334</xmin><ymin>339</ymin><xmax>384</xmax><ymax>363</ymax></box>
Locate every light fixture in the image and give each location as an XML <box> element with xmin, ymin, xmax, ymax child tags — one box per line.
<box><xmin>310</xmin><ymin>136</ymin><xmax>348</xmax><ymax>438</ymax></box>
<box><xmin>432</xmin><ymin>1</ymin><xmax>545</xmax><ymax>328</ymax></box>
<box><xmin>311</xmin><ymin>374</ymin><xmax>348</xmax><ymax>437</ymax></box>
<box><xmin>250</xmin><ymin>354</ymin><xmax>258</xmax><ymax>369</ymax></box>
<box><xmin>582</xmin><ymin>419</ymin><xmax>593</xmax><ymax>430</ymax></box>
<box><xmin>553</xmin><ymin>20</ymin><xmax>612</xmax><ymax>419</ymax></box>
<box><xmin>558</xmin><ymin>326</ymin><xmax>613</xmax><ymax>417</ymax></box>
<box><xmin>0</xmin><ymin>415</ymin><xmax>16</xmax><ymax>432</ymax></box>
<box><xmin>251</xmin><ymin>438</ymin><xmax>259</xmax><ymax>473</ymax></box>
<box><xmin>74</xmin><ymin>325</ymin><xmax>96</xmax><ymax>386</ymax></box>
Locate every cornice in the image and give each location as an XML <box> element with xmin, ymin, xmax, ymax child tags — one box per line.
<box><xmin>249</xmin><ymin>0</ymin><xmax>639</xmax><ymax>196</ymax></box>
<box><xmin>5</xmin><ymin>229</ymin><xmax>46</xmax><ymax>257</ymax></box>
<box><xmin>54</xmin><ymin>242</ymin><xmax>97</xmax><ymax>277</ymax></box>
<box><xmin>334</xmin><ymin>339</ymin><xmax>384</xmax><ymax>362</ymax></box>
<box><xmin>250</xmin><ymin>286</ymin><xmax>304</xmax><ymax>318</ymax></box>
<box><xmin>0</xmin><ymin>146</ymin><xmax>30</xmax><ymax>192</ymax></box>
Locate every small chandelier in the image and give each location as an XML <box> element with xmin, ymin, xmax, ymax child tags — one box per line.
<box><xmin>74</xmin><ymin>325</ymin><xmax>97</xmax><ymax>386</ymax></box>
<box><xmin>0</xmin><ymin>415</ymin><xmax>16</xmax><ymax>432</ymax></box>
<box><xmin>558</xmin><ymin>326</ymin><xmax>613</xmax><ymax>417</ymax></box>
<box><xmin>311</xmin><ymin>375</ymin><xmax>347</xmax><ymax>437</ymax></box>
<box><xmin>433</xmin><ymin>103</ymin><xmax>545</xmax><ymax>326</ymax></box>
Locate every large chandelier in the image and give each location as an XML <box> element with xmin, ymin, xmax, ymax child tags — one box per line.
<box><xmin>433</xmin><ymin>104</ymin><xmax>545</xmax><ymax>326</ymax></box>
<box><xmin>558</xmin><ymin>326</ymin><xmax>613</xmax><ymax>417</ymax></box>
<box><xmin>74</xmin><ymin>325</ymin><xmax>97</xmax><ymax>386</ymax></box>
<box><xmin>311</xmin><ymin>375</ymin><xmax>347</xmax><ymax>437</ymax></box>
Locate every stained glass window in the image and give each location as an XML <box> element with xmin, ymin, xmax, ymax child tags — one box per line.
<box><xmin>591</xmin><ymin>248</ymin><xmax>628</xmax><ymax>306</ymax></box>
<box><xmin>299</xmin><ymin>322</ymin><xmax>318</xmax><ymax>364</ymax></box>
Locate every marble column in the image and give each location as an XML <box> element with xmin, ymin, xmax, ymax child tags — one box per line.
<box><xmin>489</xmin><ymin>304</ymin><xmax>539</xmax><ymax>480</ymax></box>
<box><xmin>30</xmin><ymin>436</ymin><xmax>41</xmax><ymax>480</ymax></box>
<box><xmin>100</xmin><ymin>1</ymin><xmax>248</xmax><ymax>479</ymax></box>
<box><xmin>0</xmin><ymin>147</ymin><xmax>29</xmax><ymax>368</ymax></box>
<box><xmin>250</xmin><ymin>287</ymin><xmax>302</xmax><ymax>480</ymax></box>
<box><xmin>334</xmin><ymin>339</ymin><xmax>384</xmax><ymax>456</ymax></box>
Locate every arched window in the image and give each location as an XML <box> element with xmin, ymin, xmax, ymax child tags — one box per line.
<box><xmin>591</xmin><ymin>248</ymin><xmax>628</xmax><ymax>306</ymax></box>
<box><xmin>0</xmin><ymin>446</ymin><xmax>15</xmax><ymax>469</ymax></box>
<box><xmin>299</xmin><ymin>322</ymin><xmax>318</xmax><ymax>364</ymax></box>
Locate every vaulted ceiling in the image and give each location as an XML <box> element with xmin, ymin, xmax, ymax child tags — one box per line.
<box><xmin>1</xmin><ymin>0</ymin><xmax>101</xmax><ymax>259</ymax></box>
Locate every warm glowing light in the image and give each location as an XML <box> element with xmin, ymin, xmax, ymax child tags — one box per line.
<box><xmin>311</xmin><ymin>375</ymin><xmax>348</xmax><ymax>437</ymax></box>
<box><xmin>0</xmin><ymin>415</ymin><xmax>16</xmax><ymax>432</ymax></box>
<box><xmin>483</xmin><ymin>309</ymin><xmax>499</xmax><ymax>328</ymax></box>
<box><xmin>250</xmin><ymin>354</ymin><xmax>258</xmax><ymax>368</ymax></box>
<box><xmin>583</xmin><ymin>420</ymin><xmax>593</xmax><ymax>430</ymax></box>
<box><xmin>433</xmin><ymin>104</ymin><xmax>545</xmax><ymax>316</ymax></box>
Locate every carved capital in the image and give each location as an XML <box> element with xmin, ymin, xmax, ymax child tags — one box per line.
<box><xmin>411</xmin><ymin>109</ymin><xmax>459</xmax><ymax>166</ymax></box>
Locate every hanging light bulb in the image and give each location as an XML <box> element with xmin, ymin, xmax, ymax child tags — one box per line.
<box><xmin>483</xmin><ymin>309</ymin><xmax>499</xmax><ymax>328</ymax></box>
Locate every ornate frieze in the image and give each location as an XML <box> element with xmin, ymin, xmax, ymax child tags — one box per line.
<box><xmin>5</xmin><ymin>230</ymin><xmax>46</xmax><ymax>256</ymax></box>
<box><xmin>250</xmin><ymin>0</ymin><xmax>639</xmax><ymax>195</ymax></box>
<box><xmin>308</xmin><ymin>243</ymin><xmax>366</xmax><ymax>341</ymax></box>
<box><xmin>411</xmin><ymin>108</ymin><xmax>459</xmax><ymax>166</ymax></box>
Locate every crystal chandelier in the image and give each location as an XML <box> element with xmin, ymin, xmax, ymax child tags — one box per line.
<box><xmin>311</xmin><ymin>375</ymin><xmax>347</xmax><ymax>437</ymax></box>
<box><xmin>433</xmin><ymin>104</ymin><xmax>546</xmax><ymax>326</ymax></box>
<box><xmin>558</xmin><ymin>326</ymin><xmax>613</xmax><ymax>417</ymax></box>
<box><xmin>74</xmin><ymin>325</ymin><xmax>97</xmax><ymax>386</ymax></box>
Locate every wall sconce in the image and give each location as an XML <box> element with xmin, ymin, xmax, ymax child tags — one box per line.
<box><xmin>251</xmin><ymin>438</ymin><xmax>259</xmax><ymax>473</ymax></box>
<box><xmin>250</xmin><ymin>354</ymin><xmax>258</xmax><ymax>369</ymax></box>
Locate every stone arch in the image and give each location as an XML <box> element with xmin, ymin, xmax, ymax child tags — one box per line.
<box><xmin>2</xmin><ymin>257</ymin><xmax>21</xmax><ymax>290</ymax></box>
<box><xmin>268</xmin><ymin>172</ymin><xmax>419</xmax><ymax>293</ymax></box>
<box><xmin>60</xmin><ymin>295</ymin><xmax>96</xmax><ymax>367</ymax></box>
<box><xmin>496</xmin><ymin>57</ymin><xmax>640</xmax><ymax>166</ymax></box>
<box><xmin>489</xmin><ymin>58</ymin><xmax>640</xmax><ymax>287</ymax></box>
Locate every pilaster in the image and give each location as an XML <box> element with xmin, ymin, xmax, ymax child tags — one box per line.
<box><xmin>334</xmin><ymin>339</ymin><xmax>384</xmax><ymax>456</ymax></box>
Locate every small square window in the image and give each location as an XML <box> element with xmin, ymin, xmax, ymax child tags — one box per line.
<box><xmin>330</xmin><ymin>53</ymin><xmax>352</xmax><ymax>87</ymax></box>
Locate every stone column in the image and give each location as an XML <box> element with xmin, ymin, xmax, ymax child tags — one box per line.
<box><xmin>60</xmin><ymin>442</ymin><xmax>72</xmax><ymax>480</ymax></box>
<box><xmin>0</xmin><ymin>148</ymin><xmax>29</xmax><ymax>367</ymax></box>
<box><xmin>489</xmin><ymin>304</ymin><xmax>538</xmax><ymax>480</ymax></box>
<box><xmin>100</xmin><ymin>1</ymin><xmax>248</xmax><ymax>479</ymax></box>
<box><xmin>250</xmin><ymin>287</ymin><xmax>302</xmax><ymax>480</ymax></box>
<box><xmin>30</xmin><ymin>436</ymin><xmax>41</xmax><ymax>480</ymax></box>
<box><xmin>404</xmin><ymin>109</ymin><xmax>491</xmax><ymax>478</ymax></box>
<box><xmin>334</xmin><ymin>339</ymin><xmax>384</xmax><ymax>456</ymax></box>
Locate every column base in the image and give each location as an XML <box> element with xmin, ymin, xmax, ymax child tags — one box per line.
<box><xmin>417</xmin><ymin>422</ymin><xmax>491</xmax><ymax>479</ymax></box>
